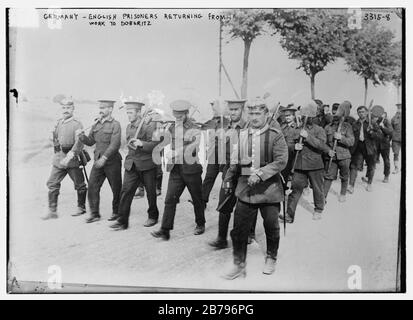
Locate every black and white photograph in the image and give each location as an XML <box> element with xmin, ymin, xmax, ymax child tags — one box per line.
<box><xmin>4</xmin><ymin>3</ymin><xmax>407</xmax><ymax>296</ymax></box>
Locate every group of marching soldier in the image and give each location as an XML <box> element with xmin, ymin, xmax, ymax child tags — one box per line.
<box><xmin>44</xmin><ymin>95</ymin><xmax>402</xmax><ymax>280</ymax></box>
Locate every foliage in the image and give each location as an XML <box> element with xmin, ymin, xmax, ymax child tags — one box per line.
<box><xmin>223</xmin><ymin>9</ymin><xmax>268</xmax><ymax>43</ymax></box>
<box><xmin>267</xmin><ymin>9</ymin><xmax>348</xmax><ymax>77</ymax></box>
<box><xmin>343</xmin><ymin>21</ymin><xmax>396</xmax><ymax>86</ymax></box>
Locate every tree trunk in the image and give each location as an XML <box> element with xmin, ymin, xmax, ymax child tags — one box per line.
<box><xmin>364</xmin><ymin>77</ymin><xmax>368</xmax><ymax>106</ymax></box>
<box><xmin>241</xmin><ymin>39</ymin><xmax>252</xmax><ymax>99</ymax></box>
<box><xmin>310</xmin><ymin>73</ymin><xmax>316</xmax><ymax>99</ymax></box>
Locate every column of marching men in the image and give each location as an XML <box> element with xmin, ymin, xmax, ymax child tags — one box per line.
<box><xmin>43</xmin><ymin>96</ymin><xmax>402</xmax><ymax>279</ymax></box>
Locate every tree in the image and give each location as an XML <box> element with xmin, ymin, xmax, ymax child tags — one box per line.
<box><xmin>343</xmin><ymin>21</ymin><xmax>396</xmax><ymax>105</ymax></box>
<box><xmin>267</xmin><ymin>9</ymin><xmax>348</xmax><ymax>99</ymax></box>
<box><xmin>389</xmin><ymin>41</ymin><xmax>402</xmax><ymax>103</ymax></box>
<box><xmin>223</xmin><ymin>9</ymin><xmax>267</xmax><ymax>98</ymax></box>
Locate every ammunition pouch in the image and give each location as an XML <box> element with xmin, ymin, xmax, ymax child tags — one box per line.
<box><xmin>78</xmin><ymin>150</ymin><xmax>91</xmax><ymax>167</ymax></box>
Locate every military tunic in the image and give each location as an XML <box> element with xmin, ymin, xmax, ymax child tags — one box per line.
<box><xmin>377</xmin><ymin>118</ymin><xmax>393</xmax><ymax>177</ymax></box>
<box><xmin>213</xmin><ymin>118</ymin><xmax>247</xmax><ymax>242</ymax></box>
<box><xmin>280</xmin><ymin>122</ymin><xmax>298</xmax><ymax>182</ymax></box>
<box><xmin>79</xmin><ymin>117</ymin><xmax>122</xmax><ymax>217</ymax></box>
<box><xmin>116</xmin><ymin>118</ymin><xmax>160</xmax><ymax>227</ymax></box>
<box><xmin>201</xmin><ymin>116</ymin><xmax>231</xmax><ymax>204</ymax></box>
<box><xmin>46</xmin><ymin>117</ymin><xmax>87</xmax><ymax>210</ymax></box>
<box><xmin>323</xmin><ymin>120</ymin><xmax>355</xmax><ymax>197</ymax></box>
<box><xmin>223</xmin><ymin>123</ymin><xmax>288</xmax><ymax>264</ymax></box>
<box><xmin>286</xmin><ymin>123</ymin><xmax>328</xmax><ymax>220</ymax></box>
<box><xmin>391</xmin><ymin>111</ymin><xmax>402</xmax><ymax>162</ymax></box>
<box><xmin>160</xmin><ymin>119</ymin><xmax>205</xmax><ymax>230</ymax></box>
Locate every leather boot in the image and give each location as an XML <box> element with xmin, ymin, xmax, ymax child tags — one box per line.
<box><xmin>393</xmin><ymin>161</ymin><xmax>399</xmax><ymax>174</ymax></box>
<box><xmin>382</xmin><ymin>176</ymin><xmax>389</xmax><ymax>183</ymax></box>
<box><xmin>42</xmin><ymin>192</ymin><xmax>58</xmax><ymax>220</ymax></box>
<box><xmin>312</xmin><ymin>210</ymin><xmax>322</xmax><ymax>220</ymax></box>
<box><xmin>151</xmin><ymin>228</ymin><xmax>170</xmax><ymax>240</ymax></box>
<box><xmin>209</xmin><ymin>238</ymin><xmax>228</xmax><ymax>250</ymax></box>
<box><xmin>194</xmin><ymin>224</ymin><xmax>205</xmax><ymax>235</ymax></box>
<box><xmin>262</xmin><ymin>256</ymin><xmax>277</xmax><ymax>275</ymax></box>
<box><xmin>223</xmin><ymin>262</ymin><xmax>246</xmax><ymax>280</ymax></box>
<box><xmin>72</xmin><ymin>189</ymin><xmax>87</xmax><ymax>216</ymax></box>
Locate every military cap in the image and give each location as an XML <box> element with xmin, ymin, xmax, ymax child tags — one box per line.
<box><xmin>59</xmin><ymin>97</ymin><xmax>74</xmax><ymax>106</ymax></box>
<box><xmin>247</xmin><ymin>97</ymin><xmax>267</xmax><ymax>111</ymax></box>
<box><xmin>170</xmin><ymin>99</ymin><xmax>192</xmax><ymax>112</ymax></box>
<box><xmin>124</xmin><ymin>100</ymin><xmax>145</xmax><ymax>110</ymax></box>
<box><xmin>98</xmin><ymin>100</ymin><xmax>116</xmax><ymax>108</ymax></box>
<box><xmin>226</xmin><ymin>99</ymin><xmax>247</xmax><ymax>108</ymax></box>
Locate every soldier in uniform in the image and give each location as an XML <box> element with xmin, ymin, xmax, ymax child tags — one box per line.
<box><xmin>323</xmin><ymin>101</ymin><xmax>355</xmax><ymax>203</ymax></box>
<box><xmin>348</xmin><ymin>106</ymin><xmax>383</xmax><ymax>193</ymax></box>
<box><xmin>391</xmin><ymin>103</ymin><xmax>402</xmax><ymax>174</ymax></box>
<box><xmin>247</xmin><ymin>98</ymin><xmax>282</xmax><ymax>244</ymax></box>
<box><xmin>77</xmin><ymin>100</ymin><xmax>122</xmax><ymax>223</ymax></box>
<box><xmin>208</xmin><ymin>99</ymin><xmax>247</xmax><ymax>250</ymax></box>
<box><xmin>43</xmin><ymin>98</ymin><xmax>87</xmax><ymax>220</ymax></box>
<box><xmin>201</xmin><ymin>100</ymin><xmax>230</xmax><ymax>208</ymax></box>
<box><xmin>282</xmin><ymin>101</ymin><xmax>328</xmax><ymax>223</ymax></box>
<box><xmin>110</xmin><ymin>101</ymin><xmax>160</xmax><ymax>230</ymax></box>
<box><xmin>151</xmin><ymin>100</ymin><xmax>206</xmax><ymax>240</ymax></box>
<box><xmin>222</xmin><ymin>98</ymin><xmax>288</xmax><ymax>279</ymax></box>
<box><xmin>376</xmin><ymin>111</ymin><xmax>393</xmax><ymax>183</ymax></box>
<box><xmin>280</xmin><ymin>104</ymin><xmax>299</xmax><ymax>183</ymax></box>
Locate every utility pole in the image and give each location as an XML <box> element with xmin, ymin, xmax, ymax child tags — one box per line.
<box><xmin>218</xmin><ymin>19</ymin><xmax>223</xmax><ymax>97</ymax></box>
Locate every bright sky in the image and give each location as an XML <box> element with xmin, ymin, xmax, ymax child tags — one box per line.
<box><xmin>9</xmin><ymin>8</ymin><xmax>402</xmax><ymax>118</ymax></box>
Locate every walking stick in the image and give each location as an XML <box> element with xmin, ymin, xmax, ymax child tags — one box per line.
<box><xmin>280</xmin><ymin>174</ymin><xmax>287</xmax><ymax>236</ymax></box>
